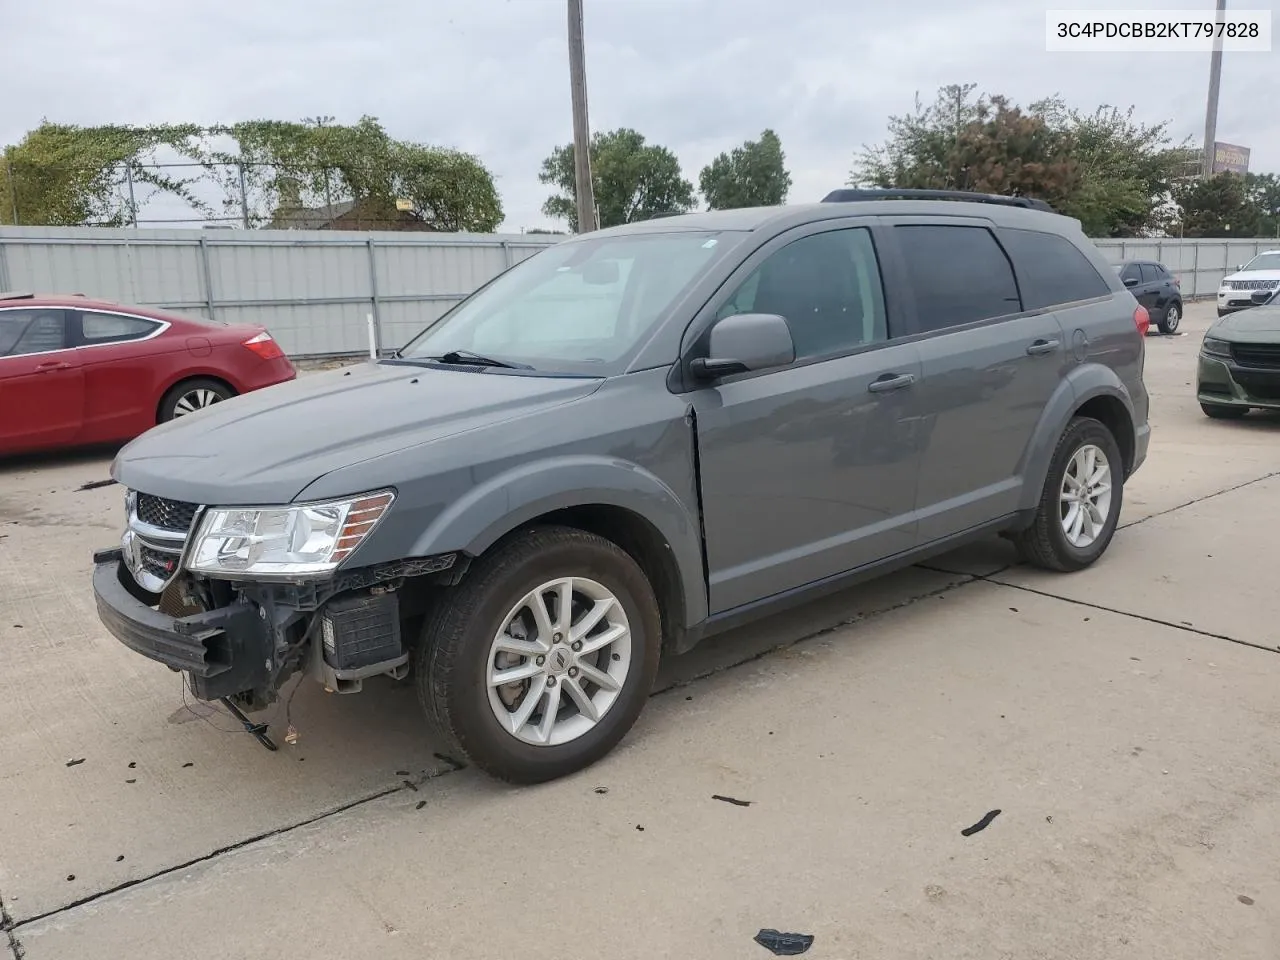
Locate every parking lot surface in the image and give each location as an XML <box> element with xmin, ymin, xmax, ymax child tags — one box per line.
<box><xmin>3</xmin><ymin>301</ymin><xmax>1278</xmax><ymax>959</ymax></box>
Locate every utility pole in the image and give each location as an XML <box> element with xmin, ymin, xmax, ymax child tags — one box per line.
<box><xmin>1202</xmin><ymin>0</ymin><xmax>1227</xmax><ymax>177</ymax></box>
<box><xmin>567</xmin><ymin>0</ymin><xmax>598</xmax><ymax>233</ymax></box>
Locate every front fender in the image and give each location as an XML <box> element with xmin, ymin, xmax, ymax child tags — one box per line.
<box><xmin>1016</xmin><ymin>363</ymin><xmax>1136</xmax><ymax>514</ymax></box>
<box><xmin>410</xmin><ymin>455</ymin><xmax>708</xmax><ymax>627</ymax></box>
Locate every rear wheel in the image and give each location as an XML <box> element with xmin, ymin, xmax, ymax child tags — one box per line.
<box><xmin>1013</xmin><ymin>416</ymin><xmax>1124</xmax><ymax>572</ymax></box>
<box><xmin>417</xmin><ymin>526</ymin><xmax>661</xmax><ymax>784</ymax></box>
<box><xmin>159</xmin><ymin>378</ymin><xmax>234</xmax><ymax>422</ymax></box>
<box><xmin>1158</xmin><ymin>301</ymin><xmax>1181</xmax><ymax>334</ymax></box>
<box><xmin>1200</xmin><ymin>402</ymin><xmax>1248</xmax><ymax>420</ymax></box>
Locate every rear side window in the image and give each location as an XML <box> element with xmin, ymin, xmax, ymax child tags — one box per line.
<box><xmin>1139</xmin><ymin>263</ymin><xmax>1160</xmax><ymax>284</ymax></box>
<box><xmin>0</xmin><ymin>310</ymin><xmax>66</xmax><ymax>357</ymax></box>
<box><xmin>895</xmin><ymin>225</ymin><xmax>1021</xmax><ymax>332</ymax></box>
<box><xmin>999</xmin><ymin>228</ymin><xmax>1112</xmax><ymax>310</ymax></box>
<box><xmin>79</xmin><ymin>311</ymin><xmax>161</xmax><ymax>345</ymax></box>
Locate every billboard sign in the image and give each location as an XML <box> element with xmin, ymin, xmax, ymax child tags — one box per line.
<box><xmin>1212</xmin><ymin>142</ymin><xmax>1250</xmax><ymax>175</ymax></box>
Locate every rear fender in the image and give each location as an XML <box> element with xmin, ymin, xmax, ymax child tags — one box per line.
<box><xmin>408</xmin><ymin>456</ymin><xmax>708</xmax><ymax>627</ymax></box>
<box><xmin>1016</xmin><ymin>363</ymin><xmax>1136</xmax><ymax>515</ymax></box>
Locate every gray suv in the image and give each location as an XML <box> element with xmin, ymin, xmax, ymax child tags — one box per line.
<box><xmin>93</xmin><ymin>189</ymin><xmax>1151</xmax><ymax>783</ymax></box>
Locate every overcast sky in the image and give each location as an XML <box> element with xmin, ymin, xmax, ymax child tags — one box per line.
<box><xmin>2</xmin><ymin>0</ymin><xmax>1276</xmax><ymax>232</ymax></box>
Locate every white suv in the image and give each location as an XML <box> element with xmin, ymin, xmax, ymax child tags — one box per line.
<box><xmin>1218</xmin><ymin>250</ymin><xmax>1280</xmax><ymax>317</ymax></box>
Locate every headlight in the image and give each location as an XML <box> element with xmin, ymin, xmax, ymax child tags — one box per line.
<box><xmin>187</xmin><ymin>489</ymin><xmax>395</xmax><ymax>579</ymax></box>
<box><xmin>1201</xmin><ymin>337</ymin><xmax>1232</xmax><ymax>358</ymax></box>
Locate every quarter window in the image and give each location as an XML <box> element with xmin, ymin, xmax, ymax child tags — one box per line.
<box><xmin>0</xmin><ymin>310</ymin><xmax>66</xmax><ymax>357</ymax></box>
<box><xmin>716</xmin><ymin>227</ymin><xmax>888</xmax><ymax>360</ymax></box>
<box><xmin>80</xmin><ymin>312</ymin><xmax>160</xmax><ymax>344</ymax></box>
<box><xmin>895</xmin><ymin>225</ymin><xmax>1022</xmax><ymax>332</ymax></box>
<box><xmin>999</xmin><ymin>228</ymin><xmax>1113</xmax><ymax>309</ymax></box>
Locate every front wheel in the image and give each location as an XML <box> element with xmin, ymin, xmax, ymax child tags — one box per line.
<box><xmin>1013</xmin><ymin>416</ymin><xmax>1124</xmax><ymax>572</ymax></box>
<box><xmin>1158</xmin><ymin>302</ymin><xmax>1181</xmax><ymax>334</ymax></box>
<box><xmin>1200</xmin><ymin>402</ymin><xmax>1248</xmax><ymax>420</ymax></box>
<box><xmin>417</xmin><ymin>526</ymin><xmax>661</xmax><ymax>784</ymax></box>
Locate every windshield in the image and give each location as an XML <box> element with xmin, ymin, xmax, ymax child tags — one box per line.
<box><xmin>397</xmin><ymin>230</ymin><xmax>737</xmax><ymax>375</ymax></box>
<box><xmin>1241</xmin><ymin>253</ymin><xmax>1280</xmax><ymax>272</ymax></box>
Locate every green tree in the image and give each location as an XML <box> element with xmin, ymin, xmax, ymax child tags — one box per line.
<box><xmin>1246</xmin><ymin>172</ymin><xmax>1280</xmax><ymax>237</ymax></box>
<box><xmin>852</xmin><ymin>84</ymin><xmax>1196</xmax><ymax>237</ymax></box>
<box><xmin>0</xmin><ymin>122</ymin><xmax>208</xmax><ymax>226</ymax></box>
<box><xmin>698</xmin><ymin>128</ymin><xmax>792</xmax><ymax>210</ymax></box>
<box><xmin>199</xmin><ymin>116</ymin><xmax>502</xmax><ymax>231</ymax></box>
<box><xmin>1173</xmin><ymin>172</ymin><xmax>1264</xmax><ymax>237</ymax></box>
<box><xmin>539</xmin><ymin>128</ymin><xmax>695</xmax><ymax>231</ymax></box>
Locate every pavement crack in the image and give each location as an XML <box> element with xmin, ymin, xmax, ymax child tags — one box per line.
<box><xmin>8</xmin><ymin>765</ymin><xmax>463</xmax><ymax>934</ymax></box>
<box><xmin>984</xmin><ymin>578</ymin><xmax>1279</xmax><ymax>657</ymax></box>
<box><xmin>1120</xmin><ymin>469</ymin><xmax>1280</xmax><ymax>530</ymax></box>
<box><xmin>0</xmin><ymin>889</ymin><xmax>25</xmax><ymax>960</ymax></box>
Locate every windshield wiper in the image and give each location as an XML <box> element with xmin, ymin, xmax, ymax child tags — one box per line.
<box><xmin>426</xmin><ymin>350</ymin><xmax>533</xmax><ymax>370</ymax></box>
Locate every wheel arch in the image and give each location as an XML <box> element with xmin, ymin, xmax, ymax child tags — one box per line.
<box><xmin>1016</xmin><ymin>367</ymin><xmax>1139</xmax><ymax>516</ymax></box>
<box><xmin>405</xmin><ymin>456</ymin><xmax>709</xmax><ymax>636</ymax></box>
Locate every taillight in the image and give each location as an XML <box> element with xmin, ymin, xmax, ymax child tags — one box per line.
<box><xmin>1134</xmin><ymin>305</ymin><xmax>1150</xmax><ymax>338</ymax></box>
<box><xmin>242</xmin><ymin>330</ymin><xmax>284</xmax><ymax>361</ymax></box>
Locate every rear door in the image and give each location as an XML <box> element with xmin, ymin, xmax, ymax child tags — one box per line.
<box><xmin>686</xmin><ymin>220</ymin><xmax>927</xmax><ymax>613</ymax></box>
<box><xmin>891</xmin><ymin>220</ymin><xmax>1070</xmax><ymax>542</ymax></box>
<box><xmin>0</xmin><ymin>308</ymin><xmax>84</xmax><ymax>451</ymax></box>
<box><xmin>71</xmin><ymin>309</ymin><xmax>171</xmax><ymax>442</ymax></box>
<box><xmin>1138</xmin><ymin>263</ymin><xmax>1166</xmax><ymax>313</ymax></box>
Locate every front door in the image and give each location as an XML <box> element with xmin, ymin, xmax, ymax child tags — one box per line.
<box><xmin>688</xmin><ymin>224</ymin><xmax>926</xmax><ymax>614</ymax></box>
<box><xmin>0</xmin><ymin>309</ymin><xmax>84</xmax><ymax>452</ymax></box>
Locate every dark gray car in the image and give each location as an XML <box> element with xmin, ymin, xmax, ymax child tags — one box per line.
<box><xmin>93</xmin><ymin>190</ymin><xmax>1151</xmax><ymax>783</ymax></box>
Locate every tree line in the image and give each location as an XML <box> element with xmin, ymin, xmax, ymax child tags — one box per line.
<box><xmin>1</xmin><ymin>85</ymin><xmax>1276</xmax><ymax>238</ymax></box>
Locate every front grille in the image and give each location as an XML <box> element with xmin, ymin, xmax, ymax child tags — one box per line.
<box><xmin>1231</xmin><ymin>343</ymin><xmax>1280</xmax><ymax>369</ymax></box>
<box><xmin>1233</xmin><ymin>370</ymin><xmax>1280</xmax><ymax>400</ymax></box>
<box><xmin>136</xmin><ymin>493</ymin><xmax>199</xmax><ymax>532</ymax></box>
<box><xmin>1229</xmin><ymin>279</ymin><xmax>1280</xmax><ymax>291</ymax></box>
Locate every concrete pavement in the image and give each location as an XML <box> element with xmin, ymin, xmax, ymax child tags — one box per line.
<box><xmin>3</xmin><ymin>301</ymin><xmax>1278</xmax><ymax>959</ymax></box>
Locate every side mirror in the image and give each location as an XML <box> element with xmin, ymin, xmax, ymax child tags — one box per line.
<box><xmin>1123</xmin><ymin>276</ymin><xmax>1139</xmax><ymax>287</ymax></box>
<box><xmin>690</xmin><ymin>312</ymin><xmax>796</xmax><ymax>380</ymax></box>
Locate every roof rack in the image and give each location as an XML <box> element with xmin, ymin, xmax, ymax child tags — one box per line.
<box><xmin>821</xmin><ymin>188</ymin><xmax>1055</xmax><ymax>213</ymax></box>
<box><xmin>0</xmin><ymin>291</ymin><xmax>35</xmax><ymax>301</ymax></box>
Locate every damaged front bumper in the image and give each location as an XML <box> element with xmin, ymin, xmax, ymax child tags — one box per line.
<box><xmin>93</xmin><ymin>547</ymin><xmax>458</xmax><ymax>708</ymax></box>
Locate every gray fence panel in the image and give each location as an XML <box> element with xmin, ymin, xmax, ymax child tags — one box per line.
<box><xmin>0</xmin><ymin>225</ymin><xmax>562</xmax><ymax>357</ymax></box>
<box><xmin>5</xmin><ymin>226</ymin><xmax>1276</xmax><ymax>357</ymax></box>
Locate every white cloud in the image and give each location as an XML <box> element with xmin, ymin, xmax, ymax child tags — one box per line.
<box><xmin>2</xmin><ymin>0</ymin><xmax>1276</xmax><ymax>231</ymax></box>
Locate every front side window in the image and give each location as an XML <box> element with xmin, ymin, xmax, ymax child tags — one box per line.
<box><xmin>0</xmin><ymin>310</ymin><xmax>66</xmax><ymax>357</ymax></box>
<box><xmin>398</xmin><ymin>230</ymin><xmax>740</xmax><ymax>375</ymax></box>
<box><xmin>715</xmin><ymin>227</ymin><xmax>889</xmax><ymax>359</ymax></box>
<box><xmin>895</xmin><ymin>224</ymin><xmax>1022</xmax><ymax>332</ymax></box>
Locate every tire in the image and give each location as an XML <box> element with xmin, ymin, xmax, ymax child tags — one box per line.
<box><xmin>1200</xmin><ymin>402</ymin><xmax>1248</xmax><ymax>420</ymax></box>
<box><xmin>416</xmin><ymin>525</ymin><xmax>662</xmax><ymax>784</ymax></box>
<box><xmin>158</xmin><ymin>377</ymin><xmax>234</xmax><ymax>422</ymax></box>
<box><xmin>1158</xmin><ymin>301</ymin><xmax>1181</xmax><ymax>334</ymax></box>
<box><xmin>1013</xmin><ymin>416</ymin><xmax>1125</xmax><ymax>573</ymax></box>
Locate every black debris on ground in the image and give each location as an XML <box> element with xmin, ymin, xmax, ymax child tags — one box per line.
<box><xmin>1238</xmin><ymin>895</ymin><xmax>1255</xmax><ymax>906</ymax></box>
<box><xmin>76</xmin><ymin>479</ymin><xmax>117</xmax><ymax>491</ymax></box>
<box><xmin>182</xmin><ymin>762</ymin><xmax>194</xmax><ymax>768</ymax></box>
<box><xmin>65</xmin><ymin>875</ymin><xmax>75</xmax><ymax>882</ymax></box>
<box><xmin>754</xmin><ymin>929</ymin><xmax>815</xmax><ymax>956</ymax></box>
<box><xmin>961</xmin><ymin>809</ymin><xmax>1002</xmax><ymax>836</ymax></box>
<box><xmin>125</xmin><ymin>779</ymin><xmax>137</xmax><ymax>784</ymax></box>
<box><xmin>713</xmin><ymin>795</ymin><xmax>752</xmax><ymax>807</ymax></box>
<box><xmin>65</xmin><ymin>758</ymin><xmax>85</xmax><ymax>767</ymax></box>
<box><xmin>403</xmin><ymin>780</ymin><xmax>418</xmax><ymax>792</ymax></box>
<box><xmin>635</xmin><ymin>825</ymin><xmax>644</xmax><ymax>832</ymax></box>
<box><xmin>415</xmin><ymin>800</ymin><xmax>427</xmax><ymax>811</ymax></box>
<box><xmin>127</xmin><ymin>761</ymin><xmax>136</xmax><ymax>769</ymax></box>
<box><xmin>115</xmin><ymin>855</ymin><xmax>124</xmax><ymax>862</ymax></box>
<box><xmin>593</xmin><ymin>787</ymin><xmax>609</xmax><ymax>795</ymax></box>
<box><xmin>395</xmin><ymin>770</ymin><xmax>411</xmax><ymax>777</ymax></box>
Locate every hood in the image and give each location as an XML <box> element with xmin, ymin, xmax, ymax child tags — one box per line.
<box><xmin>113</xmin><ymin>361</ymin><xmax>603</xmax><ymax>505</ymax></box>
<box><xmin>1211</xmin><ymin>304</ymin><xmax>1280</xmax><ymax>340</ymax></box>
<box><xmin>1223</xmin><ymin>269</ymin><xmax>1280</xmax><ymax>285</ymax></box>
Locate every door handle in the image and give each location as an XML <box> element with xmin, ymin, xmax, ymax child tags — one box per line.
<box><xmin>867</xmin><ymin>373</ymin><xmax>916</xmax><ymax>394</ymax></box>
<box><xmin>1026</xmin><ymin>339</ymin><xmax>1060</xmax><ymax>356</ymax></box>
<box><xmin>35</xmin><ymin>361</ymin><xmax>72</xmax><ymax>372</ymax></box>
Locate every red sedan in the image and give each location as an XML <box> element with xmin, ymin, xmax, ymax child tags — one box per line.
<box><xmin>0</xmin><ymin>293</ymin><xmax>296</xmax><ymax>456</ymax></box>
